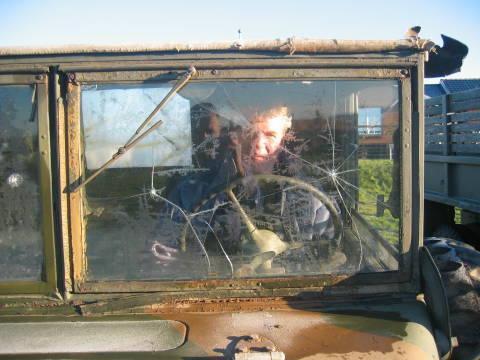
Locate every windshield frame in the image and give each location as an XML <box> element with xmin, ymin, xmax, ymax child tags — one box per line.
<box><xmin>63</xmin><ymin>58</ymin><xmax>421</xmax><ymax>297</ymax></box>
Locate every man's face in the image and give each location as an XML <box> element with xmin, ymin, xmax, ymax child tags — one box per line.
<box><xmin>251</xmin><ymin>116</ymin><xmax>287</xmax><ymax>163</ymax></box>
<box><xmin>207</xmin><ymin>113</ymin><xmax>221</xmax><ymax>137</ymax></box>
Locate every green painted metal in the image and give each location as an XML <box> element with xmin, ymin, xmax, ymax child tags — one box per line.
<box><xmin>0</xmin><ymin>45</ymin><xmax>442</xmax><ymax>360</ymax></box>
<box><xmin>0</xmin><ymin>320</ymin><xmax>186</xmax><ymax>354</ymax></box>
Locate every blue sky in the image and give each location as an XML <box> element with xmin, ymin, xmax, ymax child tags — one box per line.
<box><xmin>1</xmin><ymin>0</ymin><xmax>479</xmax><ymax>80</ymax></box>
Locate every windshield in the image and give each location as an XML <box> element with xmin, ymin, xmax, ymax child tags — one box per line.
<box><xmin>80</xmin><ymin>80</ymin><xmax>401</xmax><ymax>281</ymax></box>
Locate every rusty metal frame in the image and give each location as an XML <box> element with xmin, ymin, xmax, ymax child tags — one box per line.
<box><xmin>0</xmin><ymin>74</ymin><xmax>47</xmax><ymax>85</ymax></box>
<box><xmin>72</xmin><ymin>68</ymin><xmax>406</xmax><ymax>83</ymax></box>
<box><xmin>0</xmin><ymin>74</ymin><xmax>57</xmax><ymax>295</ymax></box>
<box><xmin>0</xmin><ymin>49</ymin><xmax>423</xmax><ymax>77</ymax></box>
<box><xmin>60</xmin><ymin>59</ymin><xmax>420</xmax><ymax>297</ymax></box>
<box><xmin>410</xmin><ymin>53</ymin><xmax>426</xmax><ymax>284</ymax></box>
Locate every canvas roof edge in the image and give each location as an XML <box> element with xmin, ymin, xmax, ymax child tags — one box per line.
<box><xmin>0</xmin><ymin>38</ymin><xmax>435</xmax><ymax>57</ymax></box>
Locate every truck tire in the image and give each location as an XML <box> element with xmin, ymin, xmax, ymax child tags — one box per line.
<box><xmin>431</xmin><ymin>224</ymin><xmax>464</xmax><ymax>242</ymax></box>
<box><xmin>432</xmin><ymin>223</ymin><xmax>480</xmax><ymax>250</ymax></box>
<box><xmin>424</xmin><ymin>235</ymin><xmax>480</xmax><ymax>359</ymax></box>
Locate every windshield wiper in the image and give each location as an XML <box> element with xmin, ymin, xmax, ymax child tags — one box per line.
<box><xmin>69</xmin><ymin>66</ymin><xmax>197</xmax><ymax>193</ymax></box>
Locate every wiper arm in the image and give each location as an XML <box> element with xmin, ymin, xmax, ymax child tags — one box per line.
<box><xmin>123</xmin><ymin>66</ymin><xmax>197</xmax><ymax>147</ymax></box>
<box><xmin>68</xmin><ymin>66</ymin><xmax>197</xmax><ymax>193</ymax></box>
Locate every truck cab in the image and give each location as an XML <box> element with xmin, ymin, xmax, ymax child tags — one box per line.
<box><xmin>0</xmin><ymin>38</ymin><xmax>452</xmax><ymax>359</ymax></box>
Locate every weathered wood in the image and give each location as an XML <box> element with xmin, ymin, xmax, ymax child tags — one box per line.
<box><xmin>425</xmin><ymin>105</ymin><xmax>443</xmax><ymax>116</ymax></box>
<box><xmin>425</xmin><ymin>134</ymin><xmax>445</xmax><ymax>143</ymax></box>
<box><xmin>450</xmin><ymin>121</ymin><xmax>480</xmax><ymax>132</ymax></box>
<box><xmin>450</xmin><ymin>98</ymin><xmax>480</xmax><ymax>113</ymax></box>
<box><xmin>425</xmin><ymin>97</ymin><xmax>443</xmax><ymax>106</ymax></box>
<box><xmin>451</xmin><ymin>133</ymin><xmax>480</xmax><ymax>143</ymax></box>
<box><xmin>425</xmin><ymin>88</ymin><xmax>480</xmax><ymax>217</ymax></box>
<box><xmin>450</xmin><ymin>110</ymin><xmax>480</xmax><ymax>123</ymax></box>
<box><xmin>450</xmin><ymin>87</ymin><xmax>480</xmax><ymax>102</ymax></box>
<box><xmin>425</xmin><ymin>125</ymin><xmax>447</xmax><ymax>135</ymax></box>
<box><xmin>424</xmin><ymin>115</ymin><xmax>446</xmax><ymax>125</ymax></box>
<box><xmin>425</xmin><ymin>90</ymin><xmax>480</xmax><ymax>157</ymax></box>
<box><xmin>451</xmin><ymin>143</ymin><xmax>480</xmax><ymax>154</ymax></box>
<box><xmin>425</xmin><ymin>144</ymin><xmax>443</xmax><ymax>153</ymax></box>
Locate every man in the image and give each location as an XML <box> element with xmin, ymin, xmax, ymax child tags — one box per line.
<box><xmin>151</xmin><ymin>105</ymin><xmax>341</xmax><ymax>275</ymax></box>
<box><xmin>243</xmin><ymin>106</ymin><xmax>338</xmax><ymax>243</ymax></box>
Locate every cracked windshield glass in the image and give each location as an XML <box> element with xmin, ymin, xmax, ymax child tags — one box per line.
<box><xmin>81</xmin><ymin>79</ymin><xmax>400</xmax><ymax>280</ymax></box>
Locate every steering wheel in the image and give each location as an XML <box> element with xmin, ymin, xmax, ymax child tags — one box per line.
<box><xmin>181</xmin><ymin>174</ymin><xmax>343</xmax><ymax>276</ymax></box>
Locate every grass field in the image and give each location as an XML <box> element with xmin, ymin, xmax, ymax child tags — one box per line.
<box><xmin>357</xmin><ymin>159</ymin><xmax>399</xmax><ymax>244</ymax></box>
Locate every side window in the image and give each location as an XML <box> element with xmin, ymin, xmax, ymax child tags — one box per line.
<box><xmin>0</xmin><ymin>76</ymin><xmax>55</xmax><ymax>294</ymax></box>
<box><xmin>0</xmin><ymin>85</ymin><xmax>43</xmax><ymax>282</ymax></box>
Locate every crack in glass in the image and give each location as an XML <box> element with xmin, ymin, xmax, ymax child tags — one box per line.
<box><xmin>81</xmin><ymin>79</ymin><xmax>401</xmax><ymax>281</ymax></box>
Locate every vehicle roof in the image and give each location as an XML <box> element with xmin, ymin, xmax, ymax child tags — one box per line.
<box><xmin>0</xmin><ymin>38</ymin><xmax>435</xmax><ymax>57</ymax></box>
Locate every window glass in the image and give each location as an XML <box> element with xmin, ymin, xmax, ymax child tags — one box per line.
<box><xmin>81</xmin><ymin>80</ymin><xmax>400</xmax><ymax>281</ymax></box>
<box><xmin>0</xmin><ymin>85</ymin><xmax>43</xmax><ymax>282</ymax></box>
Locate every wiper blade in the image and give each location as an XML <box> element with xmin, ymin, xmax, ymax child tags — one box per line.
<box><xmin>68</xmin><ymin>66</ymin><xmax>197</xmax><ymax>193</ymax></box>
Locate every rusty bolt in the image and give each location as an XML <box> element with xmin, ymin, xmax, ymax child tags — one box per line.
<box><xmin>211</xmin><ymin>69</ymin><xmax>218</xmax><ymax>75</ymax></box>
<box><xmin>400</xmin><ymin>69</ymin><xmax>409</xmax><ymax>77</ymax></box>
<box><xmin>35</xmin><ymin>75</ymin><xmax>44</xmax><ymax>80</ymax></box>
